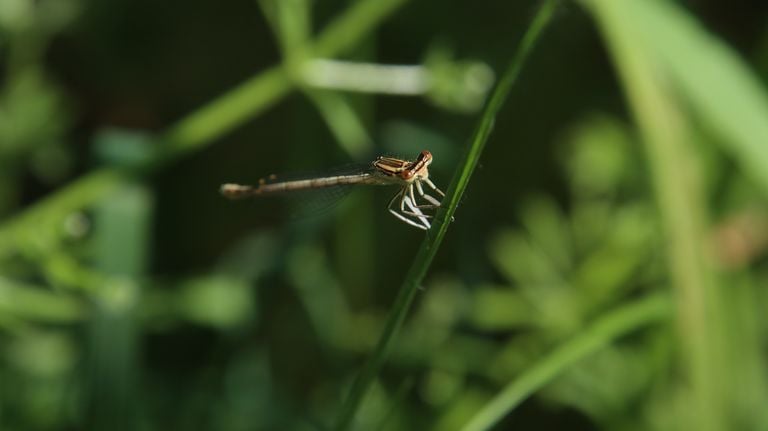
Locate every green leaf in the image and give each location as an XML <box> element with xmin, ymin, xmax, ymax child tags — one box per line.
<box><xmin>582</xmin><ymin>0</ymin><xmax>768</xmax><ymax>192</ymax></box>
<box><xmin>460</xmin><ymin>294</ymin><xmax>671</xmax><ymax>431</ymax></box>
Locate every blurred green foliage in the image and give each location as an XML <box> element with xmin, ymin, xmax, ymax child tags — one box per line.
<box><xmin>1</xmin><ymin>0</ymin><xmax>768</xmax><ymax>430</ymax></box>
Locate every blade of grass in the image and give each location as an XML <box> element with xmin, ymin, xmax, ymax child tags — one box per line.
<box><xmin>582</xmin><ymin>0</ymin><xmax>728</xmax><ymax>429</ymax></box>
<box><xmin>594</xmin><ymin>0</ymin><xmax>768</xmax><ymax>193</ymax></box>
<box><xmin>159</xmin><ymin>67</ymin><xmax>292</xmax><ymax>157</ymax></box>
<box><xmin>0</xmin><ymin>169</ymin><xmax>127</xmax><ymax>260</ymax></box>
<box><xmin>0</xmin><ymin>0</ymin><xmax>407</xmax><ymax>258</ymax></box>
<box><xmin>460</xmin><ymin>293</ymin><xmax>672</xmax><ymax>431</ymax></box>
<box><xmin>256</xmin><ymin>0</ymin><xmax>312</xmax><ymax>58</ymax></box>
<box><xmin>161</xmin><ymin>0</ymin><xmax>406</xmax><ymax>157</ymax></box>
<box><xmin>257</xmin><ymin>0</ymin><xmax>374</xmax><ymax>157</ymax></box>
<box><xmin>303</xmin><ymin>89</ymin><xmax>373</xmax><ymax>157</ymax></box>
<box><xmin>331</xmin><ymin>2</ymin><xmax>560</xmax><ymax>429</ymax></box>
<box><xmin>0</xmin><ymin>277</ymin><xmax>86</xmax><ymax>322</ymax></box>
<box><xmin>311</xmin><ymin>0</ymin><xmax>407</xmax><ymax>59</ymax></box>
<box><xmin>86</xmin><ymin>183</ymin><xmax>151</xmax><ymax>431</ymax></box>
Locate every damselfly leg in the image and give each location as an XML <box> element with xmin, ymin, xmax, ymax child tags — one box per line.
<box><xmin>388</xmin><ymin>187</ymin><xmax>430</xmax><ymax>230</ymax></box>
<box><xmin>386</xmin><ymin>178</ymin><xmax>446</xmax><ymax>230</ymax></box>
<box><xmin>413</xmin><ymin>181</ymin><xmax>442</xmax><ymax>208</ymax></box>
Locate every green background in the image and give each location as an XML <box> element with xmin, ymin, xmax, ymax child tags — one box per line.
<box><xmin>2</xmin><ymin>0</ymin><xmax>768</xmax><ymax>430</ymax></box>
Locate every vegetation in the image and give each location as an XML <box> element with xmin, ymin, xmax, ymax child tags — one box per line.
<box><xmin>1</xmin><ymin>0</ymin><xmax>768</xmax><ymax>430</ymax></box>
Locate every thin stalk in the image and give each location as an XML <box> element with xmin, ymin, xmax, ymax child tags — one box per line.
<box><xmin>460</xmin><ymin>294</ymin><xmax>671</xmax><ymax>431</ymax></box>
<box><xmin>86</xmin><ymin>183</ymin><xmax>151</xmax><ymax>431</ymax></box>
<box><xmin>0</xmin><ymin>277</ymin><xmax>86</xmax><ymax>322</ymax></box>
<box><xmin>584</xmin><ymin>1</ymin><xmax>726</xmax><ymax>429</ymax></box>
<box><xmin>0</xmin><ymin>169</ymin><xmax>127</xmax><ymax>260</ymax></box>
<box><xmin>331</xmin><ymin>2</ymin><xmax>560</xmax><ymax>429</ymax></box>
<box><xmin>257</xmin><ymin>0</ymin><xmax>374</xmax><ymax>157</ymax></box>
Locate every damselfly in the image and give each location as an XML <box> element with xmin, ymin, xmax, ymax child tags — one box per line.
<box><xmin>220</xmin><ymin>150</ymin><xmax>445</xmax><ymax>230</ymax></box>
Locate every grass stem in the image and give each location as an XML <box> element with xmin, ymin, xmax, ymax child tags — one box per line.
<box><xmin>461</xmin><ymin>294</ymin><xmax>671</xmax><ymax>431</ymax></box>
<box><xmin>331</xmin><ymin>2</ymin><xmax>560</xmax><ymax>429</ymax></box>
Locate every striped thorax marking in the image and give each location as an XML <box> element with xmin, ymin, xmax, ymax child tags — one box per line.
<box><xmin>373</xmin><ymin>150</ymin><xmax>433</xmax><ymax>182</ymax></box>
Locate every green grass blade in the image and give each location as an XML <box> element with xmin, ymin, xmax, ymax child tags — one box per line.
<box><xmin>0</xmin><ymin>169</ymin><xmax>127</xmax><ymax>260</ymax></box>
<box><xmin>312</xmin><ymin>0</ymin><xmax>408</xmax><ymax>58</ymax></box>
<box><xmin>460</xmin><ymin>294</ymin><xmax>672</xmax><ymax>431</ymax></box>
<box><xmin>0</xmin><ymin>278</ymin><xmax>85</xmax><ymax>322</ymax></box>
<box><xmin>331</xmin><ymin>2</ymin><xmax>560</xmax><ymax>429</ymax></box>
<box><xmin>585</xmin><ymin>0</ymin><xmax>768</xmax><ymax>193</ymax></box>
<box><xmin>258</xmin><ymin>0</ymin><xmax>374</xmax><ymax>158</ymax></box>
<box><xmin>582</xmin><ymin>0</ymin><xmax>734</xmax><ymax>429</ymax></box>
<box><xmin>160</xmin><ymin>67</ymin><xmax>292</xmax><ymax>157</ymax></box>
<box><xmin>86</xmin><ymin>183</ymin><xmax>152</xmax><ymax>431</ymax></box>
<box><xmin>161</xmin><ymin>0</ymin><xmax>406</xmax><ymax>158</ymax></box>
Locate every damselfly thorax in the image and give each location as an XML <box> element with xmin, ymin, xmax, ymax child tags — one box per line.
<box><xmin>220</xmin><ymin>150</ymin><xmax>445</xmax><ymax>230</ymax></box>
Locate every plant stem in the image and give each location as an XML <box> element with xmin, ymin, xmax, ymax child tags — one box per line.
<box><xmin>331</xmin><ymin>2</ymin><xmax>560</xmax><ymax>429</ymax></box>
<box><xmin>584</xmin><ymin>1</ymin><xmax>726</xmax><ymax>428</ymax></box>
<box><xmin>461</xmin><ymin>293</ymin><xmax>671</xmax><ymax>431</ymax></box>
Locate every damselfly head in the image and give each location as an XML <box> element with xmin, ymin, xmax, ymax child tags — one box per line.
<box><xmin>400</xmin><ymin>150</ymin><xmax>432</xmax><ymax>181</ymax></box>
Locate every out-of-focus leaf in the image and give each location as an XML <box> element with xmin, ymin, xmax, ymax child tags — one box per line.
<box><xmin>573</xmin><ymin>203</ymin><xmax>658</xmax><ymax>308</ymax></box>
<box><xmin>93</xmin><ymin>129</ymin><xmax>157</xmax><ymax>169</ymax></box>
<box><xmin>178</xmin><ymin>275</ymin><xmax>253</xmax><ymax>329</ymax></box>
<box><xmin>542</xmin><ymin>343</ymin><xmax>659</xmax><ymax>428</ymax></box>
<box><xmin>424</xmin><ymin>48</ymin><xmax>495</xmax><ymax>112</ymax></box>
<box><xmin>467</xmin><ymin>286</ymin><xmax>534</xmax><ymax>330</ymax></box>
<box><xmin>582</xmin><ymin>1</ymin><xmax>768</xmax><ymax>430</ymax></box>
<box><xmin>581</xmin><ymin>0</ymin><xmax>768</xmax><ymax>193</ymax></box>
<box><xmin>7</xmin><ymin>331</ymin><xmax>76</xmax><ymax>377</ymax></box>
<box><xmin>560</xmin><ymin>115</ymin><xmax>635</xmax><ymax>199</ymax></box>
<box><xmin>518</xmin><ymin>198</ymin><xmax>573</xmax><ymax>274</ymax></box>
<box><xmin>0</xmin><ymin>70</ymin><xmax>69</xmax><ymax>163</ymax></box>
<box><xmin>460</xmin><ymin>294</ymin><xmax>671</xmax><ymax>431</ymax></box>
<box><xmin>0</xmin><ymin>278</ymin><xmax>84</xmax><ymax>322</ymax></box>
<box><xmin>422</xmin><ymin>369</ymin><xmax>465</xmax><ymax>407</ymax></box>
<box><xmin>431</xmin><ymin>389</ymin><xmax>490</xmax><ymax>431</ymax></box>
<box><xmin>490</xmin><ymin>228</ymin><xmax>566</xmax><ymax>287</ymax></box>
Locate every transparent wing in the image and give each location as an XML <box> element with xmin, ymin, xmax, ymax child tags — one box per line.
<box><xmin>221</xmin><ymin>163</ymin><xmax>378</xmax><ymax>223</ymax></box>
